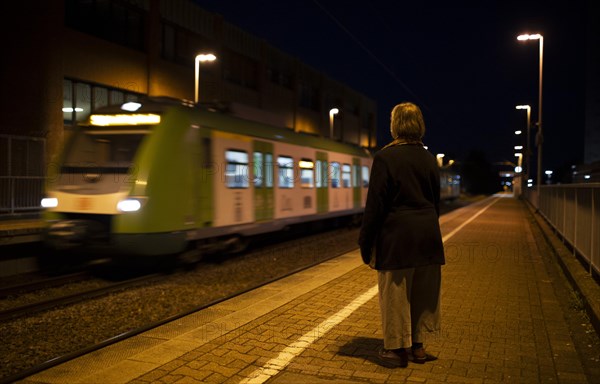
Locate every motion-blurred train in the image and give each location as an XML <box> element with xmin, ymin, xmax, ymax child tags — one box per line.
<box><xmin>41</xmin><ymin>97</ymin><xmax>460</xmax><ymax>262</ymax></box>
<box><xmin>41</xmin><ymin>97</ymin><xmax>373</xmax><ymax>262</ymax></box>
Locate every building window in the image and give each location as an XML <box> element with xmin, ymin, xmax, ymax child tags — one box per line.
<box><xmin>65</xmin><ymin>0</ymin><xmax>146</xmax><ymax>51</ymax></box>
<box><xmin>299</xmin><ymin>82</ymin><xmax>320</xmax><ymax>111</ymax></box>
<box><xmin>277</xmin><ymin>156</ymin><xmax>294</xmax><ymax>188</ymax></box>
<box><xmin>225</xmin><ymin>150</ymin><xmax>249</xmax><ymax>188</ymax></box>
<box><xmin>63</xmin><ymin>79</ymin><xmax>143</xmax><ymax>126</ymax></box>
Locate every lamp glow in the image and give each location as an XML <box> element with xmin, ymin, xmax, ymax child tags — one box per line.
<box><xmin>121</xmin><ymin>102</ymin><xmax>142</xmax><ymax>112</ymax></box>
<box><xmin>41</xmin><ymin>197</ymin><xmax>58</xmax><ymax>208</ymax></box>
<box><xmin>90</xmin><ymin>114</ymin><xmax>161</xmax><ymax>126</ymax></box>
<box><xmin>117</xmin><ymin>199</ymin><xmax>142</xmax><ymax>212</ymax></box>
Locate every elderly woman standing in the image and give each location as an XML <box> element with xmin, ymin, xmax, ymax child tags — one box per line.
<box><xmin>359</xmin><ymin>102</ymin><xmax>445</xmax><ymax>367</ymax></box>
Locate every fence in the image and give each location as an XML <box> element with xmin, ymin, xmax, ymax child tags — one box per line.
<box><xmin>0</xmin><ymin>135</ymin><xmax>46</xmax><ymax>215</ymax></box>
<box><xmin>532</xmin><ymin>184</ymin><xmax>600</xmax><ymax>278</ymax></box>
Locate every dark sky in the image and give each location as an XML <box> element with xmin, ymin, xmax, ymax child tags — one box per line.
<box><xmin>194</xmin><ymin>0</ymin><xmax>588</xmax><ymax>177</ymax></box>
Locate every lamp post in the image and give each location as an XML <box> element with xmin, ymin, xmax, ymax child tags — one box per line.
<box><xmin>517</xmin><ymin>33</ymin><xmax>543</xmax><ymax>192</ymax></box>
<box><xmin>329</xmin><ymin>108</ymin><xmax>339</xmax><ymax>139</ymax></box>
<box><xmin>194</xmin><ymin>53</ymin><xmax>217</xmax><ymax>104</ymax></box>
<box><xmin>515</xmin><ymin>104</ymin><xmax>531</xmax><ymax>182</ymax></box>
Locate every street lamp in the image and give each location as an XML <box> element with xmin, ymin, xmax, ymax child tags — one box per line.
<box><xmin>515</xmin><ymin>104</ymin><xmax>531</xmax><ymax>182</ymax></box>
<box><xmin>436</xmin><ymin>153</ymin><xmax>445</xmax><ymax>167</ymax></box>
<box><xmin>329</xmin><ymin>108</ymin><xmax>339</xmax><ymax>139</ymax></box>
<box><xmin>195</xmin><ymin>53</ymin><xmax>217</xmax><ymax>104</ymax></box>
<box><xmin>517</xmin><ymin>33</ymin><xmax>543</xmax><ymax>192</ymax></box>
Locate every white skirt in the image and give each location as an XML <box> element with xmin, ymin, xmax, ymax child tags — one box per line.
<box><xmin>378</xmin><ymin>265</ymin><xmax>442</xmax><ymax>349</ymax></box>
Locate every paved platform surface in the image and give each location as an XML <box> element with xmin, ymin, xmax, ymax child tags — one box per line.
<box><xmin>19</xmin><ymin>195</ymin><xmax>599</xmax><ymax>383</ymax></box>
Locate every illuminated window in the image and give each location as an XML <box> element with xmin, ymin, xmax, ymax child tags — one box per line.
<box><xmin>353</xmin><ymin>164</ymin><xmax>360</xmax><ymax>187</ymax></box>
<box><xmin>342</xmin><ymin>164</ymin><xmax>351</xmax><ymax>188</ymax></box>
<box><xmin>330</xmin><ymin>162</ymin><xmax>340</xmax><ymax>188</ymax></box>
<box><xmin>254</xmin><ymin>152</ymin><xmax>263</xmax><ymax>187</ymax></box>
<box><xmin>277</xmin><ymin>156</ymin><xmax>294</xmax><ymax>188</ymax></box>
<box><xmin>362</xmin><ymin>166</ymin><xmax>370</xmax><ymax>187</ymax></box>
<box><xmin>299</xmin><ymin>159</ymin><xmax>314</xmax><ymax>188</ymax></box>
<box><xmin>225</xmin><ymin>150</ymin><xmax>249</xmax><ymax>188</ymax></box>
<box><xmin>316</xmin><ymin>160</ymin><xmax>328</xmax><ymax>188</ymax></box>
<box><xmin>265</xmin><ymin>154</ymin><xmax>273</xmax><ymax>188</ymax></box>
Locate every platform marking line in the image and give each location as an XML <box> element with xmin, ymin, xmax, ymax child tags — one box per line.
<box><xmin>240</xmin><ymin>196</ymin><xmax>500</xmax><ymax>384</ymax></box>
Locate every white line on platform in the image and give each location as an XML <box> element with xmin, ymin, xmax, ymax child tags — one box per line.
<box><xmin>241</xmin><ymin>196</ymin><xmax>500</xmax><ymax>384</ymax></box>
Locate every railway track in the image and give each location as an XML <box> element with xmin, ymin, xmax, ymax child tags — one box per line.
<box><xmin>0</xmin><ymin>273</ymin><xmax>165</xmax><ymax>322</ymax></box>
<box><xmin>0</xmin><ymin>227</ymin><xmax>361</xmax><ymax>384</ymax></box>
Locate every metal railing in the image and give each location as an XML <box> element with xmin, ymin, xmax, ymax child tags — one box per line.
<box><xmin>531</xmin><ymin>184</ymin><xmax>600</xmax><ymax>277</ymax></box>
<box><xmin>0</xmin><ymin>135</ymin><xmax>46</xmax><ymax>216</ymax></box>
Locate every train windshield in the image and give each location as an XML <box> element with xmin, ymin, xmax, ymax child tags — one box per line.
<box><xmin>62</xmin><ymin>128</ymin><xmax>150</xmax><ymax>172</ymax></box>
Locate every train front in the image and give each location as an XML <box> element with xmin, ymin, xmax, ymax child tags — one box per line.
<box><xmin>41</xmin><ymin>102</ymin><xmax>160</xmax><ymax>254</ymax></box>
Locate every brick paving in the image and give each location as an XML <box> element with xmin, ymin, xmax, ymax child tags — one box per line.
<box><xmin>21</xmin><ymin>196</ymin><xmax>594</xmax><ymax>383</ymax></box>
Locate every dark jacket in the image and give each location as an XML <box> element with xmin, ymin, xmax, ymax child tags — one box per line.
<box><xmin>358</xmin><ymin>144</ymin><xmax>445</xmax><ymax>270</ymax></box>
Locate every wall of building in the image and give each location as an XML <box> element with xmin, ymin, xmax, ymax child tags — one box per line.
<box><xmin>1</xmin><ymin>0</ymin><xmax>377</xmax><ymax>170</ymax></box>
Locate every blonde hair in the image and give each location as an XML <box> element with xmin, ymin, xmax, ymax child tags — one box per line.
<box><xmin>384</xmin><ymin>102</ymin><xmax>425</xmax><ymax>149</ymax></box>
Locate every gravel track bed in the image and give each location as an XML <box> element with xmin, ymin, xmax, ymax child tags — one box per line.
<box><xmin>0</xmin><ymin>227</ymin><xmax>360</xmax><ymax>381</ymax></box>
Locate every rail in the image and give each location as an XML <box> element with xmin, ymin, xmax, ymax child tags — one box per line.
<box><xmin>0</xmin><ymin>135</ymin><xmax>45</xmax><ymax>216</ymax></box>
<box><xmin>529</xmin><ymin>183</ymin><xmax>600</xmax><ymax>278</ymax></box>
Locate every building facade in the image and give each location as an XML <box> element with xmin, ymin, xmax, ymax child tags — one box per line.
<box><xmin>0</xmin><ymin>0</ymin><xmax>377</xmax><ymax>214</ymax></box>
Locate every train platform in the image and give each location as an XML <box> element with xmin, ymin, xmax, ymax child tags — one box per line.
<box><xmin>17</xmin><ymin>195</ymin><xmax>600</xmax><ymax>384</ymax></box>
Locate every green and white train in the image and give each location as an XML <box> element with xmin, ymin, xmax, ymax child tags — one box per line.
<box><xmin>41</xmin><ymin>98</ymin><xmax>373</xmax><ymax>261</ymax></box>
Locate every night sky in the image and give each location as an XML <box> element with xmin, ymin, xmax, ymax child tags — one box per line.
<box><xmin>195</xmin><ymin>0</ymin><xmax>588</xmax><ymax>181</ymax></box>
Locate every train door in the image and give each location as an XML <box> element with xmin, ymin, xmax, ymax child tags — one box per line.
<box><xmin>253</xmin><ymin>141</ymin><xmax>274</xmax><ymax>221</ymax></box>
<box><xmin>352</xmin><ymin>157</ymin><xmax>362</xmax><ymax>209</ymax></box>
<box><xmin>316</xmin><ymin>151</ymin><xmax>328</xmax><ymax>213</ymax></box>
<box><xmin>197</xmin><ymin>129</ymin><xmax>213</xmax><ymax>227</ymax></box>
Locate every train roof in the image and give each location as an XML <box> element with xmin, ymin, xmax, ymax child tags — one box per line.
<box><xmin>88</xmin><ymin>97</ymin><xmax>373</xmax><ymax>158</ymax></box>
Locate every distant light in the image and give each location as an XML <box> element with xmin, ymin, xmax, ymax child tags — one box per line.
<box><xmin>121</xmin><ymin>102</ymin><xmax>142</xmax><ymax>112</ymax></box>
<box><xmin>515</xmin><ymin>130</ymin><xmax>522</xmax><ymax>135</ymax></box>
<box><xmin>515</xmin><ymin>166</ymin><xmax>522</xmax><ymax>173</ymax></box>
<box><xmin>41</xmin><ymin>197</ymin><xmax>58</xmax><ymax>208</ymax></box>
<box><xmin>515</xmin><ymin>105</ymin><xmax>531</xmax><ymax>110</ymax></box>
<box><xmin>514</xmin><ymin>146</ymin><xmax>523</xmax><ymax>150</ymax></box>
<box><xmin>436</xmin><ymin>154</ymin><xmax>445</xmax><ymax>159</ymax></box>
<box><xmin>584</xmin><ymin>175</ymin><xmax>591</xmax><ymax>180</ymax></box>
<box><xmin>329</xmin><ymin>108</ymin><xmax>339</xmax><ymax>115</ymax></box>
<box><xmin>545</xmin><ymin>170</ymin><xmax>553</xmax><ymax>175</ymax></box>
<box><xmin>62</xmin><ymin>107</ymin><xmax>84</xmax><ymax>112</ymax></box>
<box><xmin>90</xmin><ymin>114</ymin><xmax>161</xmax><ymax>126</ymax></box>
<box><xmin>117</xmin><ymin>199</ymin><xmax>142</xmax><ymax>212</ymax></box>
<box><xmin>514</xmin><ymin>153</ymin><xmax>522</xmax><ymax>157</ymax></box>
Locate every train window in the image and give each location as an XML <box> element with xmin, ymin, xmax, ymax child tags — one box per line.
<box><xmin>254</xmin><ymin>152</ymin><xmax>263</xmax><ymax>187</ymax></box>
<box><xmin>265</xmin><ymin>153</ymin><xmax>274</xmax><ymax>188</ymax></box>
<box><xmin>342</xmin><ymin>164</ymin><xmax>351</xmax><ymax>188</ymax></box>
<box><xmin>330</xmin><ymin>162</ymin><xmax>340</xmax><ymax>188</ymax></box>
<box><xmin>225</xmin><ymin>150</ymin><xmax>249</xmax><ymax>188</ymax></box>
<box><xmin>316</xmin><ymin>160</ymin><xmax>325</xmax><ymax>188</ymax></box>
<box><xmin>362</xmin><ymin>166</ymin><xmax>370</xmax><ymax>187</ymax></box>
<box><xmin>277</xmin><ymin>156</ymin><xmax>294</xmax><ymax>188</ymax></box>
<box><xmin>352</xmin><ymin>165</ymin><xmax>360</xmax><ymax>187</ymax></box>
<box><xmin>299</xmin><ymin>159</ymin><xmax>314</xmax><ymax>188</ymax></box>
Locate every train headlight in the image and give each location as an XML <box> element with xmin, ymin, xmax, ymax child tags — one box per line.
<box><xmin>117</xmin><ymin>198</ymin><xmax>144</xmax><ymax>212</ymax></box>
<box><xmin>41</xmin><ymin>197</ymin><xmax>58</xmax><ymax>208</ymax></box>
